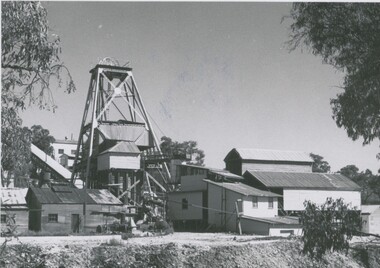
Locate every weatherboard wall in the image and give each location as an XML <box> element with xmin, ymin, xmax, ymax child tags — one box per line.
<box><xmin>1</xmin><ymin>209</ymin><xmax>29</xmax><ymax>234</ymax></box>
<box><xmin>283</xmin><ymin>189</ymin><xmax>361</xmax><ymax>211</ymax></box>
<box><xmin>97</xmin><ymin>153</ymin><xmax>141</xmax><ymax>170</ymax></box>
<box><xmin>37</xmin><ymin>204</ymin><xmax>122</xmax><ymax>233</ymax></box>
<box><xmin>241</xmin><ymin>196</ymin><xmax>278</xmax><ymax>218</ymax></box>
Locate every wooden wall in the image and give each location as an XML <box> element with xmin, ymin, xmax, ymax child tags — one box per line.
<box><xmin>39</xmin><ymin>203</ymin><xmax>122</xmax><ymax>233</ymax></box>
<box><xmin>97</xmin><ymin>153</ymin><xmax>140</xmax><ymax>170</ymax></box>
<box><xmin>241</xmin><ymin>196</ymin><xmax>278</xmax><ymax>218</ymax></box>
<box><xmin>1</xmin><ymin>209</ymin><xmax>29</xmax><ymax>234</ymax></box>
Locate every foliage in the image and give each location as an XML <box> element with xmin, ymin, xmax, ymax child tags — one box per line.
<box><xmin>1</xmin><ymin>1</ymin><xmax>76</xmax><ymax>111</ymax></box>
<box><xmin>1</xmin><ymin>107</ymin><xmax>32</xmax><ymax>187</ymax></box>
<box><xmin>29</xmin><ymin>125</ymin><xmax>55</xmax><ymax>156</ymax></box>
<box><xmin>300</xmin><ymin>198</ymin><xmax>362</xmax><ymax>259</ymax></box>
<box><xmin>160</xmin><ymin>136</ymin><xmax>205</xmax><ymax>165</ymax></box>
<box><xmin>309</xmin><ymin>153</ymin><xmax>330</xmax><ymax>173</ymax></box>
<box><xmin>1</xmin><ymin>2</ymin><xmax>74</xmax><ymax>186</ymax></box>
<box><xmin>288</xmin><ymin>3</ymin><xmax>380</xmax><ymax>157</ymax></box>
<box><xmin>339</xmin><ymin>165</ymin><xmax>380</xmax><ymax>204</ymax></box>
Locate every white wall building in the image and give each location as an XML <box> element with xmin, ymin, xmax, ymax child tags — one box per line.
<box><xmin>361</xmin><ymin>205</ymin><xmax>380</xmax><ymax>235</ymax></box>
<box><xmin>51</xmin><ymin>139</ymin><xmax>78</xmax><ymax>169</ymax></box>
<box><xmin>244</xmin><ymin>170</ymin><xmax>361</xmax><ymax>212</ymax></box>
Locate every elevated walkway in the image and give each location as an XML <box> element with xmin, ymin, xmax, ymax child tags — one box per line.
<box><xmin>31</xmin><ymin>144</ymin><xmax>72</xmax><ymax>182</ymax></box>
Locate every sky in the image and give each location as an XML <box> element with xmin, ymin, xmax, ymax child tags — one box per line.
<box><xmin>20</xmin><ymin>2</ymin><xmax>379</xmax><ymax>173</ymax></box>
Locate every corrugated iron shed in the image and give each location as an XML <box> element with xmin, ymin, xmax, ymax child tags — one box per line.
<box><xmin>204</xmin><ymin>179</ymin><xmax>281</xmax><ymax>197</ymax></box>
<box><xmin>225</xmin><ymin>148</ymin><xmax>313</xmax><ymax>162</ymax></box>
<box><xmin>245</xmin><ymin>171</ymin><xmax>361</xmax><ymax>190</ymax></box>
<box><xmin>100</xmin><ymin>141</ymin><xmax>140</xmax><ymax>155</ymax></box>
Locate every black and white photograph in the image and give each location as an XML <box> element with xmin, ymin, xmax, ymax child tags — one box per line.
<box><xmin>1</xmin><ymin>1</ymin><xmax>380</xmax><ymax>267</ymax></box>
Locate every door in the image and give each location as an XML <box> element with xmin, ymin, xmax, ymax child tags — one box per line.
<box><xmin>71</xmin><ymin>214</ymin><xmax>80</xmax><ymax>233</ymax></box>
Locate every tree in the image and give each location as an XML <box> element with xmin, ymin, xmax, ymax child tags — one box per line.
<box><xmin>1</xmin><ymin>2</ymin><xmax>75</xmax><ymax>185</ymax></box>
<box><xmin>300</xmin><ymin>198</ymin><xmax>361</xmax><ymax>259</ymax></box>
<box><xmin>288</xmin><ymin>3</ymin><xmax>380</xmax><ymax>158</ymax></box>
<box><xmin>160</xmin><ymin>136</ymin><xmax>205</xmax><ymax>166</ymax></box>
<box><xmin>1</xmin><ymin>1</ymin><xmax>75</xmax><ymax>111</ymax></box>
<box><xmin>1</xmin><ymin>107</ymin><xmax>31</xmax><ymax>187</ymax></box>
<box><xmin>339</xmin><ymin>165</ymin><xmax>380</xmax><ymax>204</ymax></box>
<box><xmin>29</xmin><ymin>125</ymin><xmax>55</xmax><ymax>156</ymax></box>
<box><xmin>339</xmin><ymin>164</ymin><xmax>359</xmax><ymax>179</ymax></box>
<box><xmin>310</xmin><ymin>153</ymin><xmax>331</xmax><ymax>173</ymax></box>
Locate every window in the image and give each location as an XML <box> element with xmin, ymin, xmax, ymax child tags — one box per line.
<box><xmin>182</xmin><ymin>198</ymin><xmax>188</xmax><ymax>210</ymax></box>
<box><xmin>280</xmin><ymin>230</ymin><xmax>294</xmax><ymax>235</ymax></box>
<box><xmin>71</xmin><ymin>150</ymin><xmax>76</xmax><ymax>155</ymax></box>
<box><xmin>58</xmin><ymin>149</ymin><xmax>64</xmax><ymax>154</ymax></box>
<box><xmin>252</xmin><ymin>196</ymin><xmax>258</xmax><ymax>208</ymax></box>
<box><xmin>1</xmin><ymin>215</ymin><xmax>6</xmax><ymax>223</ymax></box>
<box><xmin>268</xmin><ymin>197</ymin><xmax>274</xmax><ymax>209</ymax></box>
<box><xmin>48</xmin><ymin>214</ymin><xmax>58</xmax><ymax>223</ymax></box>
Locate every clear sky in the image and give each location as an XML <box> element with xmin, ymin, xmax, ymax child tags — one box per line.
<box><xmin>20</xmin><ymin>2</ymin><xmax>379</xmax><ymax>173</ymax></box>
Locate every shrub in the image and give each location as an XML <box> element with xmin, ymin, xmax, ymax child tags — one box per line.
<box><xmin>300</xmin><ymin>197</ymin><xmax>361</xmax><ymax>259</ymax></box>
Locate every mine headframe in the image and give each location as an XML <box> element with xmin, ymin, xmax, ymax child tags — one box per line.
<box><xmin>71</xmin><ymin>60</ymin><xmax>171</xmax><ymax>212</ymax></box>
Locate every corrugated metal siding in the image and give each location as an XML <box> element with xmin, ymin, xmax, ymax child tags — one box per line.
<box><xmin>283</xmin><ymin>189</ymin><xmax>361</xmax><ymax>211</ymax></box>
<box><xmin>97</xmin><ymin>123</ymin><xmax>152</xmax><ymax>147</ymax></box>
<box><xmin>100</xmin><ymin>141</ymin><xmax>140</xmax><ymax>154</ymax></box>
<box><xmin>245</xmin><ymin>171</ymin><xmax>360</xmax><ymax>190</ymax></box>
<box><xmin>227</xmin><ymin>148</ymin><xmax>313</xmax><ymax>162</ymax></box>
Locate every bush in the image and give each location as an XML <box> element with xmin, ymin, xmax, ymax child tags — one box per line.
<box><xmin>300</xmin><ymin>197</ymin><xmax>361</xmax><ymax>259</ymax></box>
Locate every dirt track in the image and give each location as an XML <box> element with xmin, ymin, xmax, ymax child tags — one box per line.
<box><xmin>2</xmin><ymin>232</ymin><xmax>278</xmax><ymax>247</ymax></box>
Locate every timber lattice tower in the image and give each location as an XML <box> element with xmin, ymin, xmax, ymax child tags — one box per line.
<box><xmin>71</xmin><ymin>59</ymin><xmax>171</xmax><ymax>207</ymax></box>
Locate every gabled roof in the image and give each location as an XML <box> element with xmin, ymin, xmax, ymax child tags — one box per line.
<box><xmin>224</xmin><ymin>148</ymin><xmax>313</xmax><ymax>163</ymax></box>
<box><xmin>361</xmin><ymin>205</ymin><xmax>380</xmax><ymax>214</ymax></box>
<box><xmin>27</xmin><ymin>186</ymin><xmax>122</xmax><ymax>205</ymax></box>
<box><xmin>244</xmin><ymin>170</ymin><xmax>361</xmax><ymax>191</ymax></box>
<box><xmin>100</xmin><ymin>141</ymin><xmax>140</xmax><ymax>155</ymax></box>
<box><xmin>1</xmin><ymin>188</ymin><xmax>28</xmax><ymax>206</ymax></box>
<box><xmin>204</xmin><ymin>179</ymin><xmax>281</xmax><ymax>197</ymax></box>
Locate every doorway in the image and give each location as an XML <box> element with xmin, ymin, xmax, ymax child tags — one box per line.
<box><xmin>71</xmin><ymin>214</ymin><xmax>80</xmax><ymax>233</ymax></box>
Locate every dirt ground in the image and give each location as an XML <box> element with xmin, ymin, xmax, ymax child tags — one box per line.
<box><xmin>0</xmin><ymin>233</ymin><xmax>371</xmax><ymax>268</ymax></box>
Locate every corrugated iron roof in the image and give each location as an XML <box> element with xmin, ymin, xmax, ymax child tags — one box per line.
<box><xmin>100</xmin><ymin>141</ymin><xmax>140</xmax><ymax>155</ymax></box>
<box><xmin>209</xmin><ymin>170</ymin><xmax>244</xmax><ymax>180</ymax></box>
<box><xmin>1</xmin><ymin>188</ymin><xmax>28</xmax><ymax>206</ymax></box>
<box><xmin>204</xmin><ymin>179</ymin><xmax>281</xmax><ymax>197</ymax></box>
<box><xmin>88</xmin><ymin>189</ymin><xmax>123</xmax><ymax>205</ymax></box>
<box><xmin>225</xmin><ymin>148</ymin><xmax>313</xmax><ymax>162</ymax></box>
<box><xmin>28</xmin><ymin>187</ymin><xmax>122</xmax><ymax>205</ymax></box>
<box><xmin>245</xmin><ymin>171</ymin><xmax>361</xmax><ymax>190</ymax></box>
<box><xmin>361</xmin><ymin>205</ymin><xmax>380</xmax><ymax>214</ymax></box>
